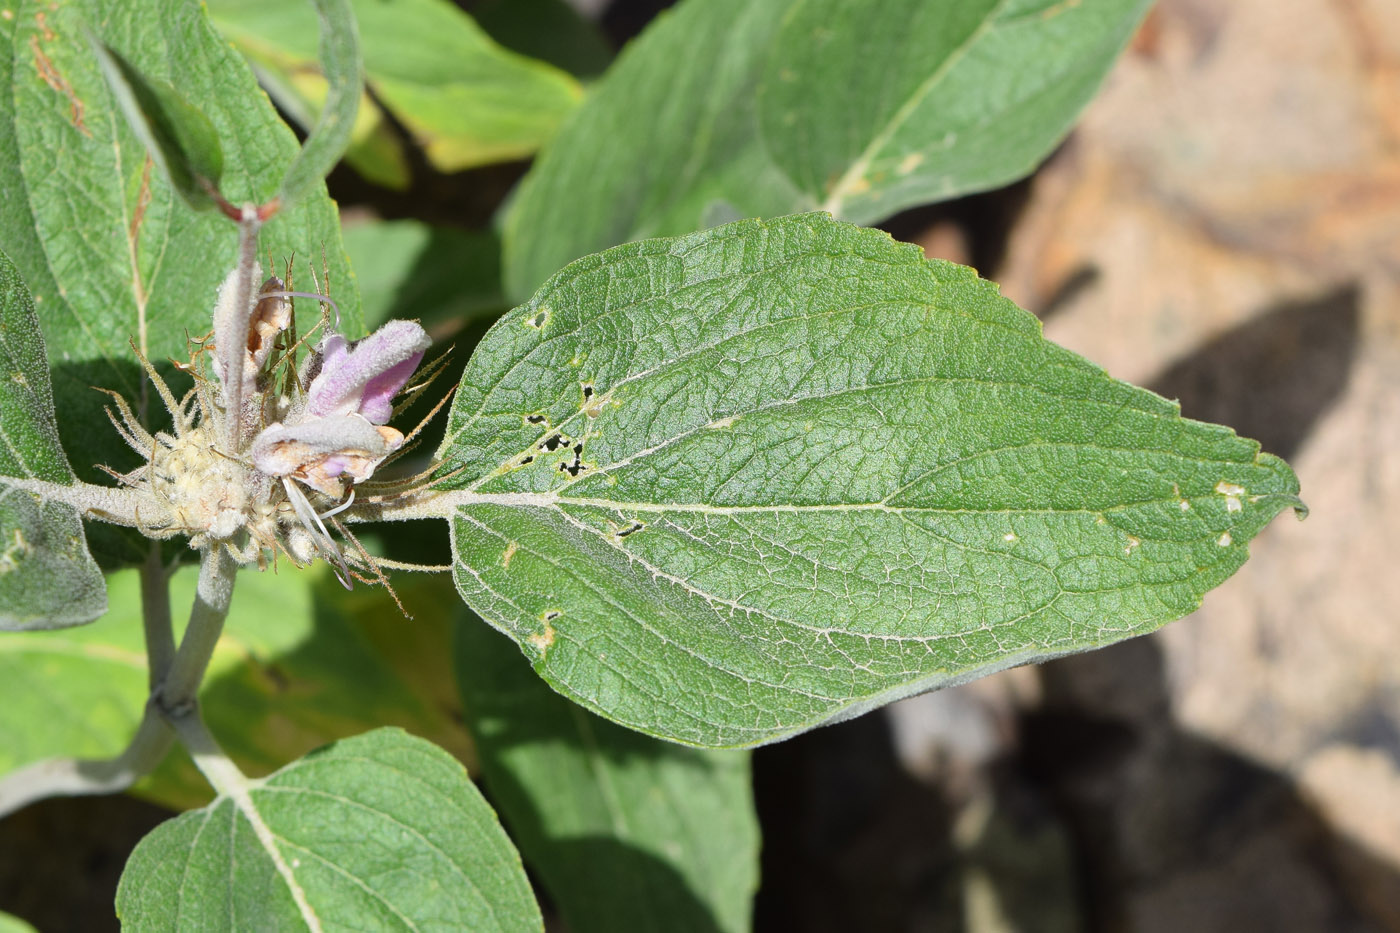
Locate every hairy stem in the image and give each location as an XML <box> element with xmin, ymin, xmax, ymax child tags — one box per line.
<box><xmin>140</xmin><ymin>543</ymin><xmax>176</xmax><ymax>689</ymax></box>
<box><xmin>156</xmin><ymin>546</ymin><xmax>238</xmax><ymax>713</ymax></box>
<box><xmin>0</xmin><ymin>706</ymin><xmax>172</xmax><ymax>818</ymax></box>
<box><xmin>3</xmin><ymin>476</ymin><xmax>151</xmax><ymax>527</ymax></box>
<box><xmin>220</xmin><ymin>205</ymin><xmax>265</xmax><ymax>454</ymax></box>
<box><xmin>0</xmin><ymin>546</ymin><xmax>238</xmax><ymax>816</ymax></box>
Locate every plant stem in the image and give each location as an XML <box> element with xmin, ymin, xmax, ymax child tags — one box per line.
<box><xmin>0</xmin><ymin>546</ymin><xmax>238</xmax><ymax>816</ymax></box>
<box><xmin>221</xmin><ymin>205</ymin><xmax>264</xmax><ymax>454</ymax></box>
<box><xmin>0</xmin><ymin>706</ymin><xmax>172</xmax><ymax>818</ymax></box>
<box><xmin>140</xmin><ymin>542</ymin><xmax>176</xmax><ymax>690</ymax></box>
<box><xmin>156</xmin><ymin>546</ymin><xmax>238</xmax><ymax>714</ymax></box>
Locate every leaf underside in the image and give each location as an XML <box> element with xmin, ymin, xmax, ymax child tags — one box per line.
<box><xmin>439</xmin><ymin>213</ymin><xmax>1302</xmax><ymax>749</ymax></box>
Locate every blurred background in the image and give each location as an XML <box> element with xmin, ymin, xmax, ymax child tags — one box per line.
<box><xmin>2</xmin><ymin>0</ymin><xmax>1397</xmax><ymax>930</ymax></box>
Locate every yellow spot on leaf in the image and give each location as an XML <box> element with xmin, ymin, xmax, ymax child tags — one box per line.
<box><xmin>501</xmin><ymin>541</ymin><xmax>518</xmax><ymax>569</ymax></box>
<box><xmin>1217</xmin><ymin>532</ymin><xmax>1232</xmax><ymax>547</ymax></box>
<box><xmin>1216</xmin><ymin>481</ymin><xmax>1245</xmax><ymax>513</ymax></box>
<box><xmin>0</xmin><ymin>529</ymin><xmax>30</xmax><ymax>574</ymax></box>
<box><xmin>1124</xmin><ymin>535</ymin><xmax>1140</xmax><ymax>555</ymax></box>
<box><xmin>897</xmin><ymin>152</ymin><xmax>924</xmax><ymax>175</ymax></box>
<box><xmin>528</xmin><ymin>624</ymin><xmax>556</xmax><ymax>653</ymax></box>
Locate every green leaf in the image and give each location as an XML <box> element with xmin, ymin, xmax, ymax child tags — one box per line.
<box><xmin>0</xmin><ymin>0</ymin><xmax>362</xmax><ymax>530</ymax></box>
<box><xmin>0</xmin><ymin>911</ymin><xmax>38</xmax><ymax>933</ymax></box>
<box><xmin>208</xmin><ymin>0</ymin><xmax>583</xmax><ymax>174</ymax></box>
<box><xmin>276</xmin><ymin>0</ymin><xmax>364</xmax><ymax>208</ymax></box>
<box><xmin>0</xmin><ymin>566</ymin><xmax>473</xmax><ymax>811</ymax></box>
<box><xmin>456</xmin><ymin>619</ymin><xmax>758</xmax><ymax>933</ymax></box>
<box><xmin>116</xmin><ymin>729</ymin><xmax>542</xmax><ymax>932</ymax></box>
<box><xmin>88</xmin><ymin>36</ymin><xmax>224</xmax><ymax>211</ymax></box>
<box><xmin>0</xmin><ymin>249</ymin><xmax>106</xmax><ymax>629</ymax></box>
<box><xmin>503</xmin><ymin>0</ymin><xmax>1151</xmax><ymax>298</ymax></box>
<box><xmin>436</xmin><ymin>214</ymin><xmax>1303</xmax><ymax>748</ymax></box>
<box><xmin>344</xmin><ymin>218</ymin><xmax>506</xmax><ymax>331</ymax></box>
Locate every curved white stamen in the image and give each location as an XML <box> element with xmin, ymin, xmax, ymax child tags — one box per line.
<box><xmin>282</xmin><ymin>477</ymin><xmax>352</xmax><ymax>588</ymax></box>
<box><xmin>318</xmin><ymin>487</ymin><xmax>356</xmax><ymax>520</ymax></box>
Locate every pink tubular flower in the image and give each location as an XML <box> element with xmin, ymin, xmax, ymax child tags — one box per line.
<box><xmin>305</xmin><ymin>320</ymin><xmax>432</xmax><ymax>424</ymax></box>
<box><xmin>251</xmin><ymin>319</ymin><xmax>432</xmax><ymax>497</ymax></box>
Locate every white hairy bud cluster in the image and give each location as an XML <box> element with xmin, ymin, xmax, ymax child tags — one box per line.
<box><xmin>149</xmin><ymin>422</ymin><xmax>250</xmax><ymax>545</ymax></box>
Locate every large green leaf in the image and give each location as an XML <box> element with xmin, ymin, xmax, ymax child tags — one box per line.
<box><xmin>0</xmin><ymin>0</ymin><xmax>361</xmax><ymax>501</ymax></box>
<box><xmin>0</xmin><ymin>565</ymin><xmax>473</xmax><ymax>811</ymax></box>
<box><xmin>208</xmin><ymin>0</ymin><xmax>583</xmax><ymax>174</ymax></box>
<box><xmin>456</xmin><ymin>619</ymin><xmax>758</xmax><ymax>933</ymax></box>
<box><xmin>117</xmin><ymin>729</ymin><xmax>541</xmax><ymax>932</ymax></box>
<box><xmin>435</xmin><ymin>214</ymin><xmax>1302</xmax><ymax>748</ymax></box>
<box><xmin>0</xmin><ymin>568</ymin><xmax>148</xmax><ymax>773</ymax></box>
<box><xmin>0</xmin><ymin>250</ymin><xmax>106</xmax><ymax>629</ymax></box>
<box><xmin>503</xmin><ymin>0</ymin><xmax>1151</xmax><ymax>298</ymax></box>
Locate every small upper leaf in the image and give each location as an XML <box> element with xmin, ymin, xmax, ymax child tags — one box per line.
<box><xmin>437</xmin><ymin>214</ymin><xmax>1303</xmax><ymax>748</ymax></box>
<box><xmin>503</xmin><ymin>0</ymin><xmax>1151</xmax><ymax>298</ymax></box>
<box><xmin>89</xmin><ymin>36</ymin><xmax>224</xmax><ymax>211</ymax></box>
<box><xmin>0</xmin><ymin>250</ymin><xmax>105</xmax><ymax>630</ymax></box>
<box><xmin>117</xmin><ymin>728</ymin><xmax>543</xmax><ymax>932</ymax></box>
<box><xmin>276</xmin><ymin>0</ymin><xmax>364</xmax><ymax>208</ymax></box>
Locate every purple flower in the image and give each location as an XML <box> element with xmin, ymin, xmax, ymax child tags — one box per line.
<box><xmin>306</xmin><ymin>320</ymin><xmax>432</xmax><ymax>424</ymax></box>
<box><xmin>250</xmin><ymin>319</ymin><xmax>432</xmax><ymax>496</ymax></box>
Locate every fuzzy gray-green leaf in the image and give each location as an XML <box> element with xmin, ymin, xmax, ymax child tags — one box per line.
<box><xmin>89</xmin><ymin>35</ymin><xmax>224</xmax><ymax>211</ymax></box>
<box><xmin>0</xmin><ymin>250</ymin><xmax>105</xmax><ymax>630</ymax></box>
<box><xmin>276</xmin><ymin>0</ymin><xmax>363</xmax><ymax>208</ymax></box>
<box><xmin>439</xmin><ymin>214</ymin><xmax>1302</xmax><ymax>748</ymax></box>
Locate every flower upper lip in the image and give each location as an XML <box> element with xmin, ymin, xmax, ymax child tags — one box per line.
<box><xmin>305</xmin><ymin>320</ymin><xmax>432</xmax><ymax>424</ymax></box>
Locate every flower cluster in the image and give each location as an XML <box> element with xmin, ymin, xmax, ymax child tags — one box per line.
<box><xmin>104</xmin><ymin>264</ymin><xmax>435</xmax><ymax>585</ymax></box>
